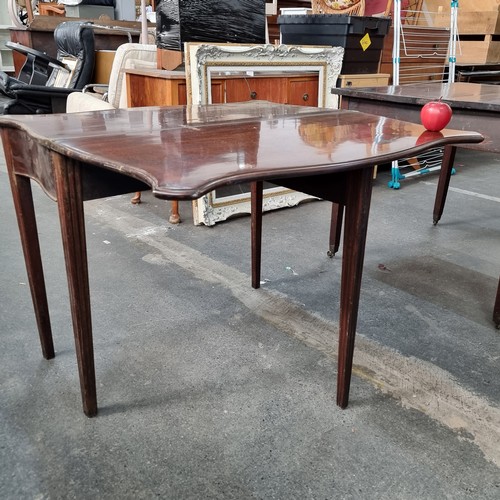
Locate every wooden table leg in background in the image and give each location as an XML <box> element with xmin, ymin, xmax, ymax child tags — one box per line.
<box><xmin>494</xmin><ymin>279</ymin><xmax>500</xmax><ymax>329</ymax></box>
<box><xmin>131</xmin><ymin>192</ymin><xmax>181</xmax><ymax>224</ymax></box>
<box><xmin>169</xmin><ymin>200</ymin><xmax>180</xmax><ymax>224</ymax></box>
<box><xmin>53</xmin><ymin>153</ymin><xmax>97</xmax><ymax>417</ymax></box>
<box><xmin>328</xmin><ymin>202</ymin><xmax>344</xmax><ymax>258</ymax></box>
<box><xmin>433</xmin><ymin>145</ymin><xmax>458</xmax><ymax>225</ymax></box>
<box><xmin>251</xmin><ymin>181</ymin><xmax>264</xmax><ymax>290</ymax></box>
<box><xmin>337</xmin><ymin>167</ymin><xmax>374</xmax><ymax>408</ymax></box>
<box><xmin>6</xmin><ymin>169</ymin><xmax>55</xmax><ymax>360</ymax></box>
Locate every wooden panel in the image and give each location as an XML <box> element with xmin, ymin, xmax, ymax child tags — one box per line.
<box><xmin>177</xmin><ymin>82</ymin><xmax>187</xmax><ymax>105</ymax></box>
<box><xmin>126</xmin><ymin>73</ymin><xmax>183</xmax><ymax>106</ymax></box>
<box><xmin>157</xmin><ymin>48</ymin><xmax>183</xmax><ymax>70</ymax></box>
<box><xmin>210</xmin><ymin>81</ymin><xmax>225</xmax><ymax>104</ymax></box>
<box><xmin>93</xmin><ymin>51</ymin><xmax>116</xmax><ymax>84</ymax></box>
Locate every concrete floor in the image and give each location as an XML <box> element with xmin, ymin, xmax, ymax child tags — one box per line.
<box><xmin>1</xmin><ymin>144</ymin><xmax>500</xmax><ymax>499</ymax></box>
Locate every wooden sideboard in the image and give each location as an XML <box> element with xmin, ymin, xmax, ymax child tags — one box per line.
<box><xmin>125</xmin><ymin>68</ymin><xmax>320</xmax><ymax>223</ymax></box>
<box><xmin>125</xmin><ymin>68</ymin><xmax>319</xmax><ymax>107</ymax></box>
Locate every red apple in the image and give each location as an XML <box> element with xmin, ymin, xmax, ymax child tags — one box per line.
<box><xmin>420</xmin><ymin>100</ymin><xmax>453</xmax><ymax>132</ymax></box>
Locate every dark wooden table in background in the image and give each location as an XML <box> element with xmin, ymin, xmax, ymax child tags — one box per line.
<box><xmin>331</xmin><ymin>82</ymin><xmax>500</xmax><ymax>328</ymax></box>
<box><xmin>0</xmin><ymin>101</ymin><xmax>482</xmax><ymax>417</ymax></box>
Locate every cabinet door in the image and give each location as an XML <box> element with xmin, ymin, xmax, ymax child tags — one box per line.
<box><xmin>224</xmin><ymin>76</ymin><xmax>287</xmax><ymax>103</ymax></box>
<box><xmin>210</xmin><ymin>80</ymin><xmax>225</xmax><ymax>103</ymax></box>
<box><xmin>287</xmin><ymin>76</ymin><xmax>319</xmax><ymax>106</ymax></box>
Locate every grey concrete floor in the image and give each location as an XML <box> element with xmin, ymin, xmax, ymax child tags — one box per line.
<box><xmin>1</xmin><ymin>144</ymin><xmax>500</xmax><ymax>499</ymax></box>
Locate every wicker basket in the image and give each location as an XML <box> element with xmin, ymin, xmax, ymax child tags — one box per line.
<box><xmin>311</xmin><ymin>0</ymin><xmax>365</xmax><ymax>15</ymax></box>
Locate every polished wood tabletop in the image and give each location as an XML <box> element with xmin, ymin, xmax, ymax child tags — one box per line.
<box><xmin>0</xmin><ymin>101</ymin><xmax>484</xmax><ymax>417</ymax></box>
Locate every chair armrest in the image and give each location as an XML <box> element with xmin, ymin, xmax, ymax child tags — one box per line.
<box><xmin>10</xmin><ymin>85</ymin><xmax>78</xmax><ymax>98</ymax></box>
<box><xmin>5</xmin><ymin>42</ymin><xmax>68</xmax><ymax>70</ymax></box>
<box><xmin>83</xmin><ymin>83</ymin><xmax>109</xmax><ymax>96</ymax></box>
<box><xmin>66</xmin><ymin>91</ymin><xmax>116</xmax><ymax>113</ymax></box>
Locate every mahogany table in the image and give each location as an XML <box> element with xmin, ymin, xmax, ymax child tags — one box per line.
<box><xmin>0</xmin><ymin>101</ymin><xmax>483</xmax><ymax>417</ymax></box>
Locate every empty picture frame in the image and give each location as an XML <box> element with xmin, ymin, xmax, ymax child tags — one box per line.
<box><xmin>184</xmin><ymin>42</ymin><xmax>344</xmax><ymax>226</ymax></box>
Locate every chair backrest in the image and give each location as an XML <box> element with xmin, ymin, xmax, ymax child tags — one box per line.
<box><xmin>53</xmin><ymin>21</ymin><xmax>96</xmax><ymax>89</ymax></box>
<box><xmin>106</xmin><ymin>43</ymin><xmax>158</xmax><ymax>108</ymax></box>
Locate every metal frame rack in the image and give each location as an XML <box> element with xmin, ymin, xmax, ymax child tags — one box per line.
<box><xmin>389</xmin><ymin>0</ymin><xmax>458</xmax><ymax>189</ymax></box>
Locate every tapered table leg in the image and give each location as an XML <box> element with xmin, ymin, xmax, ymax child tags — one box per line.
<box><xmin>433</xmin><ymin>145</ymin><xmax>458</xmax><ymax>225</ymax></box>
<box><xmin>494</xmin><ymin>279</ymin><xmax>500</xmax><ymax>329</ymax></box>
<box><xmin>251</xmin><ymin>181</ymin><xmax>264</xmax><ymax>289</ymax></box>
<box><xmin>328</xmin><ymin>203</ymin><xmax>344</xmax><ymax>257</ymax></box>
<box><xmin>53</xmin><ymin>154</ymin><xmax>97</xmax><ymax>417</ymax></box>
<box><xmin>7</xmin><ymin>171</ymin><xmax>55</xmax><ymax>360</ymax></box>
<box><xmin>337</xmin><ymin>167</ymin><xmax>374</xmax><ymax>409</ymax></box>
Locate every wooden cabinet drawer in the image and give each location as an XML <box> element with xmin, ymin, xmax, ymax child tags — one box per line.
<box><xmin>224</xmin><ymin>76</ymin><xmax>287</xmax><ymax>103</ymax></box>
<box><xmin>339</xmin><ymin>73</ymin><xmax>391</xmax><ymax>88</ymax></box>
<box><xmin>287</xmin><ymin>76</ymin><xmax>318</xmax><ymax>106</ymax></box>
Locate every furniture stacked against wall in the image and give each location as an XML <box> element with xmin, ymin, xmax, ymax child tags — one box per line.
<box><xmin>9</xmin><ymin>16</ymin><xmax>149</xmax><ymax>75</ymax></box>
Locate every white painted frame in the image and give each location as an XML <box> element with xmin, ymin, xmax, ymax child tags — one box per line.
<box><xmin>185</xmin><ymin>42</ymin><xmax>344</xmax><ymax>226</ymax></box>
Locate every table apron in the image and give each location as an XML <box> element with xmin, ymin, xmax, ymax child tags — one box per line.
<box><xmin>273</xmin><ymin>169</ymin><xmax>373</xmax><ymax>205</ymax></box>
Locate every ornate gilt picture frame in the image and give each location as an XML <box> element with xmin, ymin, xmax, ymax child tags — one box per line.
<box><xmin>185</xmin><ymin>43</ymin><xmax>344</xmax><ymax>226</ymax></box>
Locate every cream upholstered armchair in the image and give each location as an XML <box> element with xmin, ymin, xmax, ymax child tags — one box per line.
<box><xmin>67</xmin><ymin>42</ymin><xmax>157</xmax><ymax>112</ymax></box>
<box><xmin>67</xmin><ymin>42</ymin><xmax>157</xmax><ymax>206</ymax></box>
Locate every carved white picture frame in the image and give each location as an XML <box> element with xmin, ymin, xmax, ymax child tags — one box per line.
<box><xmin>185</xmin><ymin>43</ymin><xmax>344</xmax><ymax>226</ymax></box>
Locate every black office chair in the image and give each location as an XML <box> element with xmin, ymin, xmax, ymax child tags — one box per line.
<box><xmin>0</xmin><ymin>21</ymin><xmax>95</xmax><ymax>115</ymax></box>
